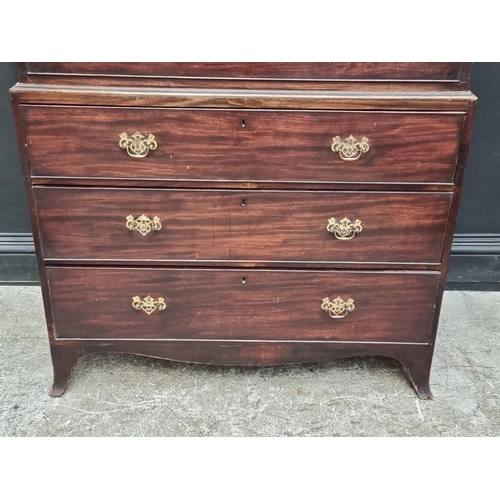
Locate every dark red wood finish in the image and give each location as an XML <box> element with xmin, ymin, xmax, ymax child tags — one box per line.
<box><xmin>48</xmin><ymin>340</ymin><xmax>435</xmax><ymax>398</ymax></box>
<box><xmin>12</xmin><ymin>85</ymin><xmax>475</xmax><ymax>112</ymax></box>
<box><xmin>22</xmin><ymin>62</ymin><xmax>463</xmax><ymax>80</ymax></box>
<box><xmin>28</xmin><ymin>177</ymin><xmax>457</xmax><ymax>192</ymax></box>
<box><xmin>23</xmin><ymin>106</ymin><xmax>465</xmax><ymax>184</ymax></box>
<box><xmin>35</xmin><ymin>187</ymin><xmax>452</xmax><ymax>265</ymax></box>
<box><xmin>19</xmin><ymin>63</ymin><xmax>471</xmax><ymax>91</ymax></box>
<box><xmin>10</xmin><ymin>63</ymin><xmax>477</xmax><ymax>400</ymax></box>
<box><xmin>47</xmin><ymin>267</ymin><xmax>440</xmax><ymax>343</ymax></box>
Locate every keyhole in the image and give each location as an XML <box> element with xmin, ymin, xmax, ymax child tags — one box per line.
<box><xmin>241</xmin><ymin>276</ymin><xmax>247</xmax><ymax>284</ymax></box>
<box><xmin>241</xmin><ymin>118</ymin><xmax>246</xmax><ymax>128</ymax></box>
<box><xmin>241</xmin><ymin>198</ymin><xmax>247</xmax><ymax>206</ymax></box>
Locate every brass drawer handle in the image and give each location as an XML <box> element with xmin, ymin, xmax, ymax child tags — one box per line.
<box><xmin>331</xmin><ymin>135</ymin><xmax>369</xmax><ymax>161</ymax></box>
<box><xmin>132</xmin><ymin>295</ymin><xmax>166</xmax><ymax>315</ymax></box>
<box><xmin>327</xmin><ymin>217</ymin><xmax>362</xmax><ymax>240</ymax></box>
<box><xmin>321</xmin><ymin>297</ymin><xmax>355</xmax><ymax>318</ymax></box>
<box><xmin>126</xmin><ymin>214</ymin><xmax>162</xmax><ymax>236</ymax></box>
<box><xmin>119</xmin><ymin>131</ymin><xmax>158</xmax><ymax>158</ymax></box>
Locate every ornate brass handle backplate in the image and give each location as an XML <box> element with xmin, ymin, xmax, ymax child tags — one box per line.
<box><xmin>331</xmin><ymin>135</ymin><xmax>369</xmax><ymax>161</ymax></box>
<box><xmin>321</xmin><ymin>297</ymin><xmax>355</xmax><ymax>318</ymax></box>
<box><xmin>126</xmin><ymin>214</ymin><xmax>162</xmax><ymax>236</ymax></box>
<box><xmin>119</xmin><ymin>131</ymin><xmax>157</xmax><ymax>158</ymax></box>
<box><xmin>132</xmin><ymin>295</ymin><xmax>166</xmax><ymax>315</ymax></box>
<box><xmin>327</xmin><ymin>217</ymin><xmax>362</xmax><ymax>240</ymax></box>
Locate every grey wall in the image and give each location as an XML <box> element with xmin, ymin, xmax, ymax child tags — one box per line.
<box><xmin>0</xmin><ymin>63</ymin><xmax>30</xmax><ymax>232</ymax></box>
<box><xmin>457</xmin><ymin>63</ymin><xmax>500</xmax><ymax>234</ymax></box>
<box><xmin>1</xmin><ymin>62</ymin><xmax>499</xmax><ymax>287</ymax></box>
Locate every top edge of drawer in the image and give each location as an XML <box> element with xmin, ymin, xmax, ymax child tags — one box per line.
<box><xmin>18</xmin><ymin>63</ymin><xmax>473</xmax><ymax>91</ymax></box>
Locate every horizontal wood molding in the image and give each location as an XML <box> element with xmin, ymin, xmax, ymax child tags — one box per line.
<box><xmin>1</xmin><ymin>232</ymin><xmax>499</xmax><ymax>287</ymax></box>
<box><xmin>11</xmin><ymin>84</ymin><xmax>476</xmax><ymax>111</ymax></box>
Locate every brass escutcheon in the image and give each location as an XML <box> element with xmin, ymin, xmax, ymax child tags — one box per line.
<box><xmin>126</xmin><ymin>214</ymin><xmax>162</xmax><ymax>236</ymax></box>
<box><xmin>132</xmin><ymin>295</ymin><xmax>166</xmax><ymax>315</ymax></box>
<box><xmin>331</xmin><ymin>135</ymin><xmax>370</xmax><ymax>161</ymax></box>
<box><xmin>327</xmin><ymin>217</ymin><xmax>362</xmax><ymax>240</ymax></box>
<box><xmin>119</xmin><ymin>131</ymin><xmax>157</xmax><ymax>158</ymax></box>
<box><xmin>321</xmin><ymin>297</ymin><xmax>355</xmax><ymax>318</ymax></box>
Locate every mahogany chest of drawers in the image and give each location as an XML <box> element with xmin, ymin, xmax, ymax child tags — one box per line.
<box><xmin>11</xmin><ymin>63</ymin><xmax>476</xmax><ymax>398</ymax></box>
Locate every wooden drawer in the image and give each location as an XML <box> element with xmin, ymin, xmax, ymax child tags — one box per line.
<box><xmin>47</xmin><ymin>267</ymin><xmax>440</xmax><ymax>343</ymax></box>
<box><xmin>24</xmin><ymin>106</ymin><xmax>464</xmax><ymax>185</ymax></box>
<box><xmin>35</xmin><ymin>188</ymin><xmax>452</xmax><ymax>265</ymax></box>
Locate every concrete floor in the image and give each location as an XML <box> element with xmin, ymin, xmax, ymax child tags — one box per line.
<box><xmin>0</xmin><ymin>286</ymin><xmax>498</xmax><ymax>436</ymax></box>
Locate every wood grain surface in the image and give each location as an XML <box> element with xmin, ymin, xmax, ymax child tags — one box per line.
<box><xmin>23</xmin><ymin>106</ymin><xmax>465</xmax><ymax>184</ymax></box>
<box><xmin>21</xmin><ymin>62</ymin><xmax>463</xmax><ymax>81</ymax></box>
<box><xmin>35</xmin><ymin>187</ymin><xmax>452</xmax><ymax>265</ymax></box>
<box><xmin>47</xmin><ymin>339</ymin><xmax>435</xmax><ymax>398</ymax></box>
<box><xmin>10</xmin><ymin>62</ymin><xmax>477</xmax><ymax>399</ymax></box>
<box><xmin>18</xmin><ymin>63</ymin><xmax>471</xmax><ymax>93</ymax></box>
<box><xmin>13</xmin><ymin>85</ymin><xmax>476</xmax><ymax>111</ymax></box>
<box><xmin>47</xmin><ymin>267</ymin><xmax>440</xmax><ymax>343</ymax></box>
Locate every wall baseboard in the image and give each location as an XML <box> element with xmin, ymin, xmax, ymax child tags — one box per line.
<box><xmin>451</xmin><ymin>233</ymin><xmax>500</xmax><ymax>255</ymax></box>
<box><xmin>447</xmin><ymin>234</ymin><xmax>500</xmax><ymax>290</ymax></box>
<box><xmin>0</xmin><ymin>233</ymin><xmax>38</xmax><ymax>284</ymax></box>
<box><xmin>1</xmin><ymin>233</ymin><xmax>500</xmax><ymax>289</ymax></box>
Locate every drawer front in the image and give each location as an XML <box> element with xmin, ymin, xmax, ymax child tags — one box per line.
<box><xmin>35</xmin><ymin>188</ymin><xmax>452</xmax><ymax>265</ymax></box>
<box><xmin>24</xmin><ymin>62</ymin><xmax>464</xmax><ymax>82</ymax></box>
<box><xmin>24</xmin><ymin>106</ymin><xmax>464</xmax><ymax>184</ymax></box>
<box><xmin>47</xmin><ymin>267</ymin><xmax>440</xmax><ymax>343</ymax></box>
